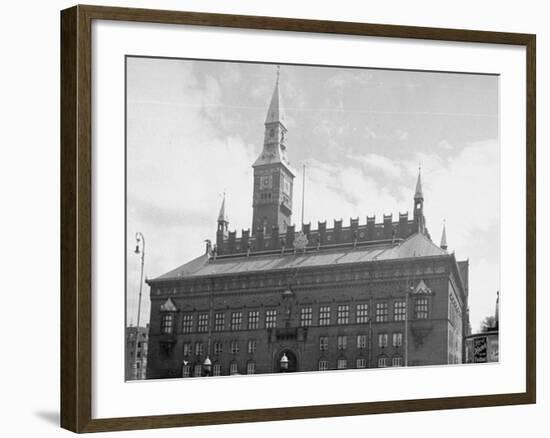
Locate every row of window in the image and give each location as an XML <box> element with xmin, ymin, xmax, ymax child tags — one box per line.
<box><xmin>320</xmin><ymin>333</ymin><xmax>403</xmax><ymax>351</ymax></box>
<box><xmin>160</xmin><ymin>299</ymin><xmax>429</xmax><ymax>335</ymax></box>
<box><xmin>181</xmin><ymin>356</ymin><xmax>404</xmax><ymax>377</ymax></box>
<box><xmin>183</xmin><ymin>339</ymin><xmax>258</xmax><ymax>357</ymax></box>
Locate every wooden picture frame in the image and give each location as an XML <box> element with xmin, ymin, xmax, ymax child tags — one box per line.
<box><xmin>60</xmin><ymin>4</ymin><xmax>536</xmax><ymax>433</ymax></box>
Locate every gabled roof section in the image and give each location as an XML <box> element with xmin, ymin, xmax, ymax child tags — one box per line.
<box><xmin>151</xmin><ymin>232</ymin><xmax>448</xmax><ymax>282</ymax></box>
<box><xmin>160</xmin><ymin>297</ymin><xmax>178</xmax><ymax>312</ymax></box>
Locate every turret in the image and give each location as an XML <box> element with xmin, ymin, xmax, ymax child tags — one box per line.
<box><xmin>216</xmin><ymin>194</ymin><xmax>229</xmax><ymax>252</ymax></box>
<box><xmin>413</xmin><ymin>167</ymin><xmax>425</xmax><ymax>233</ymax></box>
<box><xmin>440</xmin><ymin>221</ymin><xmax>448</xmax><ymax>251</ymax></box>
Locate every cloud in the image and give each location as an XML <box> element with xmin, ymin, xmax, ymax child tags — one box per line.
<box><xmin>350</xmin><ymin>153</ymin><xmax>402</xmax><ymax>179</ymax></box>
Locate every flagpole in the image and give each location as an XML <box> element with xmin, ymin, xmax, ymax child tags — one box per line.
<box><xmin>301</xmin><ymin>164</ymin><xmax>306</xmax><ymax>229</ymax></box>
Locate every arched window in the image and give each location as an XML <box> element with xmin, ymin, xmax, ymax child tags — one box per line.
<box><xmin>246</xmin><ymin>361</ymin><xmax>255</xmax><ymax>375</ymax></box>
<box><xmin>229</xmin><ymin>361</ymin><xmax>238</xmax><ymax>375</ymax></box>
<box><xmin>182</xmin><ymin>363</ymin><xmax>191</xmax><ymax>377</ymax></box>
<box><xmin>318</xmin><ymin>359</ymin><xmax>329</xmax><ymax>371</ymax></box>
<box><xmin>213</xmin><ymin>363</ymin><xmax>221</xmax><ymax>376</ymax></box>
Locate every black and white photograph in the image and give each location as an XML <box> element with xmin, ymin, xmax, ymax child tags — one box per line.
<box><xmin>125</xmin><ymin>57</ymin><xmax>500</xmax><ymax>380</ymax></box>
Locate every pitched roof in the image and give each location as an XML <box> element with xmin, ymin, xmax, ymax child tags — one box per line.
<box><xmin>152</xmin><ymin>232</ymin><xmax>448</xmax><ymax>282</ymax></box>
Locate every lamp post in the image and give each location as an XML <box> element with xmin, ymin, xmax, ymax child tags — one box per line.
<box><xmin>133</xmin><ymin>232</ymin><xmax>145</xmax><ymax>379</ymax></box>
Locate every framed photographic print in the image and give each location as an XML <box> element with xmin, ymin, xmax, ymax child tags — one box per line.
<box><xmin>60</xmin><ymin>4</ymin><xmax>536</xmax><ymax>433</ymax></box>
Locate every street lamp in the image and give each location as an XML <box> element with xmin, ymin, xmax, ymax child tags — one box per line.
<box><xmin>280</xmin><ymin>353</ymin><xmax>289</xmax><ymax>372</ymax></box>
<box><xmin>133</xmin><ymin>232</ymin><xmax>145</xmax><ymax>379</ymax></box>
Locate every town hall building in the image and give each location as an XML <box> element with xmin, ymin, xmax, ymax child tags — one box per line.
<box><xmin>145</xmin><ymin>72</ymin><xmax>471</xmax><ymax>379</ymax></box>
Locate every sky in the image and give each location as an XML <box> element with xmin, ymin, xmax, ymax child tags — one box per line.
<box><xmin>126</xmin><ymin>56</ymin><xmax>499</xmax><ymax>333</ymax></box>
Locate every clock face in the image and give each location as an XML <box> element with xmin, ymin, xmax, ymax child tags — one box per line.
<box><xmin>261</xmin><ymin>175</ymin><xmax>272</xmax><ymax>189</ymax></box>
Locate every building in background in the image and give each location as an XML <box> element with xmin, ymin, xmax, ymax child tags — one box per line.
<box><xmin>465</xmin><ymin>292</ymin><xmax>499</xmax><ymax>363</ymax></box>
<box><xmin>126</xmin><ymin>325</ymin><xmax>149</xmax><ymax>380</ymax></box>
<box><xmin>145</xmin><ymin>73</ymin><xmax>471</xmax><ymax>379</ymax></box>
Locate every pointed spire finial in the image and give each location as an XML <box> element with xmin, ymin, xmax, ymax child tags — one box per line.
<box><xmin>440</xmin><ymin>219</ymin><xmax>448</xmax><ymax>250</ymax></box>
<box><xmin>276</xmin><ymin>65</ymin><xmax>280</xmax><ymax>85</ymax></box>
<box><xmin>414</xmin><ymin>165</ymin><xmax>424</xmax><ymax>200</ymax></box>
<box><xmin>218</xmin><ymin>191</ymin><xmax>228</xmax><ymax>223</ymax></box>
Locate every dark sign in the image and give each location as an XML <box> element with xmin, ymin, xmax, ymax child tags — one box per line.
<box><xmin>473</xmin><ymin>336</ymin><xmax>488</xmax><ymax>363</ymax></box>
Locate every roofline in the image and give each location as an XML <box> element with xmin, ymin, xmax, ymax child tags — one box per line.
<box><xmin>147</xmin><ymin>252</ymin><xmax>458</xmax><ymax>285</ymax></box>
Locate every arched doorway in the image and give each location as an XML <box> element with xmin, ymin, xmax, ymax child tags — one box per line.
<box><xmin>276</xmin><ymin>349</ymin><xmax>298</xmax><ymax>373</ymax></box>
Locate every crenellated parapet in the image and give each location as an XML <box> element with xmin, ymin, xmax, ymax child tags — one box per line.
<box><xmin>214</xmin><ymin>212</ymin><xmax>427</xmax><ymax>258</ymax></box>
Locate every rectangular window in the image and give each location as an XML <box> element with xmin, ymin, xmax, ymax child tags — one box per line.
<box><xmin>415</xmin><ymin>297</ymin><xmax>429</xmax><ymax>319</ymax></box>
<box><xmin>160</xmin><ymin>313</ymin><xmax>173</xmax><ymax>334</ymax></box>
<box><xmin>337</xmin><ymin>305</ymin><xmax>349</xmax><ymax>325</ymax></box>
<box><xmin>194</xmin><ymin>342</ymin><xmax>204</xmax><ymax>356</ymax></box>
<box><xmin>319</xmin><ymin>306</ymin><xmax>331</xmax><ymax>326</ymax></box>
<box><xmin>247</xmin><ymin>311</ymin><xmax>259</xmax><ymax>330</ymax></box>
<box><xmin>230</xmin><ymin>311</ymin><xmax>242</xmax><ymax>331</ymax></box>
<box><xmin>337</xmin><ymin>359</ymin><xmax>347</xmax><ymax>369</ymax></box>
<box><xmin>214</xmin><ymin>312</ymin><xmax>225</xmax><ymax>332</ymax></box>
<box><xmin>247</xmin><ymin>362</ymin><xmax>255</xmax><ymax>374</ymax></box>
<box><xmin>265</xmin><ymin>309</ymin><xmax>277</xmax><ymax>328</ymax></box>
<box><xmin>319</xmin><ymin>336</ymin><xmax>329</xmax><ymax>351</ymax></box>
<box><xmin>182</xmin><ymin>314</ymin><xmax>193</xmax><ymax>334</ymax></box>
<box><xmin>213</xmin><ymin>363</ymin><xmax>221</xmax><ymax>376</ymax></box>
<box><xmin>337</xmin><ymin>335</ymin><xmax>347</xmax><ymax>350</ymax></box>
<box><xmin>378</xmin><ymin>357</ymin><xmax>388</xmax><ymax>368</ymax></box>
<box><xmin>183</xmin><ymin>342</ymin><xmax>192</xmax><ymax>356</ymax></box>
<box><xmin>247</xmin><ymin>339</ymin><xmax>257</xmax><ymax>354</ymax></box>
<box><xmin>378</xmin><ymin>333</ymin><xmax>388</xmax><ymax>348</ymax></box>
<box><xmin>392</xmin><ymin>356</ymin><xmax>403</xmax><ymax>367</ymax></box>
<box><xmin>394</xmin><ymin>300</ymin><xmax>406</xmax><ymax>321</ymax></box>
<box><xmin>197</xmin><ymin>313</ymin><xmax>209</xmax><ymax>333</ymax></box>
<box><xmin>357</xmin><ymin>334</ymin><xmax>367</xmax><ymax>349</ymax></box>
<box><xmin>318</xmin><ymin>360</ymin><xmax>329</xmax><ymax>371</ymax></box>
<box><xmin>375</xmin><ymin>302</ymin><xmax>388</xmax><ymax>322</ymax></box>
<box><xmin>230</xmin><ymin>362</ymin><xmax>238</xmax><ymax>375</ymax></box>
<box><xmin>193</xmin><ymin>364</ymin><xmax>202</xmax><ymax>377</ymax></box>
<box><xmin>393</xmin><ymin>332</ymin><xmax>403</xmax><ymax>347</ymax></box>
<box><xmin>300</xmin><ymin>307</ymin><xmax>313</xmax><ymax>327</ymax></box>
<box><xmin>214</xmin><ymin>341</ymin><xmax>223</xmax><ymax>355</ymax></box>
<box><xmin>356</xmin><ymin>303</ymin><xmax>369</xmax><ymax>323</ymax></box>
<box><xmin>356</xmin><ymin>358</ymin><xmax>367</xmax><ymax>368</ymax></box>
<box><xmin>230</xmin><ymin>340</ymin><xmax>239</xmax><ymax>354</ymax></box>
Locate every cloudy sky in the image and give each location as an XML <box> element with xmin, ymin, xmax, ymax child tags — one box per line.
<box><xmin>126</xmin><ymin>56</ymin><xmax>499</xmax><ymax>333</ymax></box>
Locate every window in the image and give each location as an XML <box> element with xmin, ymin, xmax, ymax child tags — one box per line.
<box><xmin>230</xmin><ymin>340</ymin><xmax>239</xmax><ymax>354</ymax></box>
<box><xmin>375</xmin><ymin>302</ymin><xmax>388</xmax><ymax>322</ymax></box>
<box><xmin>265</xmin><ymin>309</ymin><xmax>277</xmax><ymax>328</ymax></box>
<box><xmin>337</xmin><ymin>335</ymin><xmax>347</xmax><ymax>350</ymax></box>
<box><xmin>195</xmin><ymin>342</ymin><xmax>204</xmax><ymax>356</ymax></box>
<box><xmin>415</xmin><ymin>297</ymin><xmax>429</xmax><ymax>319</ymax></box>
<box><xmin>182</xmin><ymin>364</ymin><xmax>191</xmax><ymax>377</ymax></box>
<box><xmin>300</xmin><ymin>307</ymin><xmax>312</xmax><ymax>327</ymax></box>
<box><xmin>378</xmin><ymin>356</ymin><xmax>388</xmax><ymax>368</ymax></box>
<box><xmin>197</xmin><ymin>313</ymin><xmax>209</xmax><ymax>333</ymax></box>
<box><xmin>230</xmin><ymin>362</ymin><xmax>238</xmax><ymax>375</ymax></box>
<box><xmin>214</xmin><ymin>341</ymin><xmax>223</xmax><ymax>355</ymax></box>
<box><xmin>247</xmin><ymin>362</ymin><xmax>255</xmax><ymax>374</ymax></box>
<box><xmin>357</xmin><ymin>334</ymin><xmax>367</xmax><ymax>349</ymax></box>
<box><xmin>392</xmin><ymin>356</ymin><xmax>403</xmax><ymax>367</ymax></box>
<box><xmin>230</xmin><ymin>311</ymin><xmax>242</xmax><ymax>330</ymax></box>
<box><xmin>214</xmin><ymin>312</ymin><xmax>225</xmax><ymax>332</ymax></box>
<box><xmin>248</xmin><ymin>311</ymin><xmax>259</xmax><ymax>329</ymax></box>
<box><xmin>193</xmin><ymin>364</ymin><xmax>202</xmax><ymax>377</ymax></box>
<box><xmin>247</xmin><ymin>339</ymin><xmax>257</xmax><ymax>354</ymax></box>
<box><xmin>356</xmin><ymin>303</ymin><xmax>369</xmax><ymax>323</ymax></box>
<box><xmin>318</xmin><ymin>360</ymin><xmax>329</xmax><ymax>371</ymax></box>
<box><xmin>182</xmin><ymin>314</ymin><xmax>193</xmax><ymax>334</ymax></box>
<box><xmin>319</xmin><ymin>306</ymin><xmax>331</xmax><ymax>326</ymax></box>
<box><xmin>319</xmin><ymin>336</ymin><xmax>329</xmax><ymax>351</ymax></box>
<box><xmin>213</xmin><ymin>363</ymin><xmax>221</xmax><ymax>376</ymax></box>
<box><xmin>394</xmin><ymin>300</ymin><xmax>406</xmax><ymax>321</ymax></box>
<box><xmin>183</xmin><ymin>342</ymin><xmax>192</xmax><ymax>356</ymax></box>
<box><xmin>378</xmin><ymin>333</ymin><xmax>388</xmax><ymax>348</ymax></box>
<box><xmin>393</xmin><ymin>332</ymin><xmax>403</xmax><ymax>347</ymax></box>
<box><xmin>337</xmin><ymin>358</ymin><xmax>347</xmax><ymax>369</ymax></box>
<box><xmin>160</xmin><ymin>313</ymin><xmax>173</xmax><ymax>334</ymax></box>
<box><xmin>356</xmin><ymin>358</ymin><xmax>367</xmax><ymax>368</ymax></box>
<box><xmin>337</xmin><ymin>305</ymin><xmax>349</xmax><ymax>325</ymax></box>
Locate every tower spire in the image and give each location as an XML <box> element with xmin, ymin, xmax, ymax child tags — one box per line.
<box><xmin>265</xmin><ymin>65</ymin><xmax>285</xmax><ymax>125</ymax></box>
<box><xmin>440</xmin><ymin>220</ymin><xmax>448</xmax><ymax>250</ymax></box>
<box><xmin>414</xmin><ymin>164</ymin><xmax>423</xmax><ymax>200</ymax></box>
<box><xmin>217</xmin><ymin>191</ymin><xmax>228</xmax><ymax>223</ymax></box>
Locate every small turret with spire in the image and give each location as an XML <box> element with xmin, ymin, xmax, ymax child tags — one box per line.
<box><xmin>216</xmin><ymin>193</ymin><xmax>229</xmax><ymax>252</ymax></box>
<box><xmin>440</xmin><ymin>221</ymin><xmax>448</xmax><ymax>251</ymax></box>
<box><xmin>413</xmin><ymin>165</ymin><xmax>426</xmax><ymax>233</ymax></box>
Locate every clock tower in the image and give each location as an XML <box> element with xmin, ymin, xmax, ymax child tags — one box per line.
<box><xmin>251</xmin><ymin>68</ymin><xmax>295</xmax><ymax>236</ymax></box>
